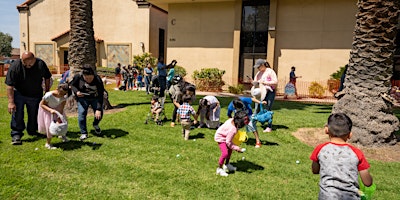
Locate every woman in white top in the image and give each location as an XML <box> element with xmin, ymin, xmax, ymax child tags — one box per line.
<box><xmin>37</xmin><ymin>83</ymin><xmax>69</xmax><ymax>149</ymax></box>
<box><xmin>198</xmin><ymin>95</ymin><xmax>221</xmax><ymax>129</ymax></box>
<box><xmin>252</xmin><ymin>59</ymin><xmax>278</xmax><ymax>132</ymax></box>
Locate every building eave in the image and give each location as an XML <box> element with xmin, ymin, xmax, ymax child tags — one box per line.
<box><xmin>51</xmin><ymin>30</ymin><xmax>104</xmax><ymax>43</ymax></box>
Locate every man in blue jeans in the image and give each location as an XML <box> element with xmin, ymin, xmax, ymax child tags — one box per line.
<box><xmin>70</xmin><ymin>65</ymin><xmax>105</xmax><ymax>140</ymax></box>
<box><xmin>5</xmin><ymin>51</ymin><xmax>52</xmax><ymax>145</ymax></box>
<box><xmin>157</xmin><ymin>57</ymin><xmax>176</xmax><ymax>107</ymax></box>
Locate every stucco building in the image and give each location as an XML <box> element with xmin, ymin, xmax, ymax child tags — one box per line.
<box><xmin>17</xmin><ymin>0</ymin><xmax>168</xmax><ymax>73</ymax></box>
<box><xmin>18</xmin><ymin>0</ymin><xmax>400</xmax><ymax>94</ymax></box>
<box><xmin>149</xmin><ymin>0</ymin><xmax>400</xmax><ymax>94</ymax></box>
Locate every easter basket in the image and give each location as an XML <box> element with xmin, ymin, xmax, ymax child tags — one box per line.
<box><xmin>49</xmin><ymin>111</ymin><xmax>68</xmax><ymax>136</ymax></box>
<box><xmin>232</xmin><ymin>130</ymin><xmax>248</xmax><ymax>146</ymax></box>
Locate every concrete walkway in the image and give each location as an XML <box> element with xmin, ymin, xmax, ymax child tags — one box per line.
<box><xmin>74</xmin><ymin>76</ymin><xmax>337</xmax><ymax>105</ymax></box>
<box><xmin>196</xmin><ymin>91</ymin><xmax>337</xmax><ymax>105</ymax></box>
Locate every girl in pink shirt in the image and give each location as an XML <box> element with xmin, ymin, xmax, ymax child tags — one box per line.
<box><xmin>214</xmin><ymin>110</ymin><xmax>248</xmax><ymax>177</ymax></box>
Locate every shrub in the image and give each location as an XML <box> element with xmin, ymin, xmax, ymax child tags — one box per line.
<box><xmin>192</xmin><ymin>68</ymin><xmax>225</xmax><ymax>92</ymax></box>
<box><xmin>174</xmin><ymin>65</ymin><xmax>187</xmax><ymax>77</ymax></box>
<box><xmin>96</xmin><ymin>66</ymin><xmax>115</xmax><ymax>77</ymax></box>
<box><xmin>228</xmin><ymin>84</ymin><xmax>244</xmax><ymax>94</ymax></box>
<box><xmin>330</xmin><ymin>65</ymin><xmax>347</xmax><ymax>80</ymax></box>
<box><xmin>133</xmin><ymin>52</ymin><xmax>157</xmax><ymax>71</ymax></box>
<box><xmin>308</xmin><ymin>82</ymin><xmax>325</xmax><ymax>98</ymax></box>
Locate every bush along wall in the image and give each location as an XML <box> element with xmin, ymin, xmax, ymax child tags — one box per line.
<box><xmin>192</xmin><ymin>68</ymin><xmax>225</xmax><ymax>92</ymax></box>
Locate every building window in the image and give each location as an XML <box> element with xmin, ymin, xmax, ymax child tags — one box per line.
<box><xmin>239</xmin><ymin>0</ymin><xmax>270</xmax><ymax>84</ymax></box>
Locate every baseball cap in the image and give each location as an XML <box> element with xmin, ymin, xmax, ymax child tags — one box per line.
<box><xmin>253</xmin><ymin>59</ymin><xmax>266</xmax><ymax>68</ymax></box>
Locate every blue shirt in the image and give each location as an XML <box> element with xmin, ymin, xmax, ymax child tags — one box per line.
<box><xmin>157</xmin><ymin>62</ymin><xmax>167</xmax><ymax>77</ymax></box>
<box><xmin>137</xmin><ymin>75</ymin><xmax>143</xmax><ymax>82</ymax></box>
<box><xmin>227</xmin><ymin>97</ymin><xmax>253</xmax><ymax>118</ymax></box>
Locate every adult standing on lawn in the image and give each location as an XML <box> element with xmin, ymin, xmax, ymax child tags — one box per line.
<box><xmin>114</xmin><ymin>63</ymin><xmax>121</xmax><ymax>90</ymax></box>
<box><xmin>251</xmin><ymin>59</ymin><xmax>278</xmax><ymax>132</ymax></box>
<box><xmin>157</xmin><ymin>57</ymin><xmax>176</xmax><ymax>106</ymax></box>
<box><xmin>144</xmin><ymin>63</ymin><xmax>153</xmax><ymax>95</ymax></box>
<box><xmin>5</xmin><ymin>51</ymin><xmax>52</xmax><ymax>145</ymax></box>
<box><xmin>157</xmin><ymin>57</ymin><xmax>168</xmax><ymax>100</ymax></box>
<box><xmin>70</xmin><ymin>64</ymin><xmax>104</xmax><ymax>140</ymax></box>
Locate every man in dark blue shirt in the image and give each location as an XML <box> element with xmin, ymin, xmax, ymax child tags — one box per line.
<box><xmin>5</xmin><ymin>51</ymin><xmax>52</xmax><ymax>145</ymax></box>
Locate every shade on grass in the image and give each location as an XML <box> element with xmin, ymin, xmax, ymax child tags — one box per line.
<box><xmin>0</xmin><ymin>80</ymin><xmax>399</xmax><ymax>199</ymax></box>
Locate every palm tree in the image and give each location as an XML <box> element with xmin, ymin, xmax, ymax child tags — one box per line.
<box><xmin>68</xmin><ymin>0</ymin><xmax>96</xmax><ymax>74</ymax></box>
<box><xmin>66</xmin><ymin>0</ymin><xmax>98</xmax><ymax>111</ymax></box>
<box><xmin>332</xmin><ymin>0</ymin><xmax>399</xmax><ymax>146</ymax></box>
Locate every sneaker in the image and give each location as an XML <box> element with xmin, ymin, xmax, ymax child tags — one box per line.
<box><xmin>61</xmin><ymin>136</ymin><xmax>69</xmax><ymax>142</ymax></box>
<box><xmin>223</xmin><ymin>164</ymin><xmax>237</xmax><ymax>172</ymax></box>
<box><xmin>263</xmin><ymin>127</ymin><xmax>272</xmax><ymax>133</ymax></box>
<box><xmin>216</xmin><ymin>167</ymin><xmax>229</xmax><ymax>177</ymax></box>
<box><xmin>80</xmin><ymin>134</ymin><xmax>88</xmax><ymax>141</ymax></box>
<box><xmin>170</xmin><ymin>122</ymin><xmax>175</xmax><ymax>127</ymax></box>
<box><xmin>45</xmin><ymin>143</ymin><xmax>57</xmax><ymax>150</ymax></box>
<box><xmin>255</xmin><ymin>142</ymin><xmax>262</xmax><ymax>148</ymax></box>
<box><xmin>11</xmin><ymin>135</ymin><xmax>22</xmax><ymax>145</ymax></box>
<box><xmin>93</xmin><ymin>125</ymin><xmax>101</xmax><ymax>134</ymax></box>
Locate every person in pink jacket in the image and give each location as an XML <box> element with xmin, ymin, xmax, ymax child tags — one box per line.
<box><xmin>214</xmin><ymin>110</ymin><xmax>248</xmax><ymax>177</ymax></box>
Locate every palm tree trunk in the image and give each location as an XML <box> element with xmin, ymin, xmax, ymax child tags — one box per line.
<box><xmin>66</xmin><ymin>0</ymin><xmax>97</xmax><ymax>112</ymax></box>
<box><xmin>68</xmin><ymin>0</ymin><xmax>97</xmax><ymax>75</ymax></box>
<box><xmin>332</xmin><ymin>0</ymin><xmax>400</xmax><ymax>146</ymax></box>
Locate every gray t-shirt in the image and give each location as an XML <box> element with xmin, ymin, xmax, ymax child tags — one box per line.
<box><xmin>310</xmin><ymin>142</ymin><xmax>370</xmax><ymax>200</ymax></box>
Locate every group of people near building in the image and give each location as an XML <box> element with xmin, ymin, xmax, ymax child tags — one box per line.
<box><xmin>5</xmin><ymin>53</ymin><xmax>373</xmax><ymax>199</ymax></box>
<box><xmin>114</xmin><ymin>63</ymin><xmax>144</xmax><ymax>91</ymax></box>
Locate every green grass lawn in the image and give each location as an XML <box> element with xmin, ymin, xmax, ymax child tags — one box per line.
<box><xmin>0</xmin><ymin>81</ymin><xmax>399</xmax><ymax>199</ymax></box>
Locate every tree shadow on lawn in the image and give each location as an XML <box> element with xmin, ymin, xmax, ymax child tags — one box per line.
<box><xmin>231</xmin><ymin>160</ymin><xmax>265</xmax><ymax>174</ymax></box>
<box><xmin>260</xmin><ymin>124</ymin><xmax>289</xmax><ymax>131</ymax></box>
<box><xmin>113</xmin><ymin>101</ymin><xmax>150</xmax><ymax>108</ymax></box>
<box><xmin>189</xmin><ymin>132</ymin><xmax>205</xmax><ymax>140</ymax></box>
<box><xmin>55</xmin><ymin>140</ymin><xmax>103</xmax><ymax>151</ymax></box>
<box><xmin>90</xmin><ymin>128</ymin><xmax>129</xmax><ymax>139</ymax></box>
<box><xmin>64</xmin><ymin>129</ymin><xmax>129</xmax><ymax>140</ymax></box>
<box><xmin>22</xmin><ymin>135</ymin><xmax>47</xmax><ymax>143</ymax></box>
<box><xmin>246</xmin><ymin>138</ymin><xmax>279</xmax><ymax>146</ymax></box>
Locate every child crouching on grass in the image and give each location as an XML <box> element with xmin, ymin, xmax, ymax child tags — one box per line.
<box><xmin>37</xmin><ymin>83</ymin><xmax>70</xmax><ymax>149</ymax></box>
<box><xmin>214</xmin><ymin>110</ymin><xmax>248</xmax><ymax>177</ymax></box>
<box><xmin>151</xmin><ymin>95</ymin><xmax>162</xmax><ymax>122</ymax></box>
<box><xmin>310</xmin><ymin>113</ymin><xmax>373</xmax><ymax>199</ymax></box>
<box><xmin>176</xmin><ymin>94</ymin><xmax>198</xmax><ymax>140</ymax></box>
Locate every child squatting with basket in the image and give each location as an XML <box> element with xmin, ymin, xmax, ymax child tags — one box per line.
<box><xmin>214</xmin><ymin>110</ymin><xmax>248</xmax><ymax>177</ymax></box>
<box><xmin>37</xmin><ymin>83</ymin><xmax>69</xmax><ymax>149</ymax></box>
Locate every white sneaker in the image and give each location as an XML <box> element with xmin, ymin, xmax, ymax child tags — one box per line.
<box><xmin>263</xmin><ymin>127</ymin><xmax>272</xmax><ymax>133</ymax></box>
<box><xmin>216</xmin><ymin>167</ymin><xmax>229</xmax><ymax>177</ymax></box>
<box><xmin>223</xmin><ymin>164</ymin><xmax>237</xmax><ymax>172</ymax></box>
<box><xmin>80</xmin><ymin>134</ymin><xmax>88</xmax><ymax>141</ymax></box>
<box><xmin>45</xmin><ymin>143</ymin><xmax>57</xmax><ymax>150</ymax></box>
